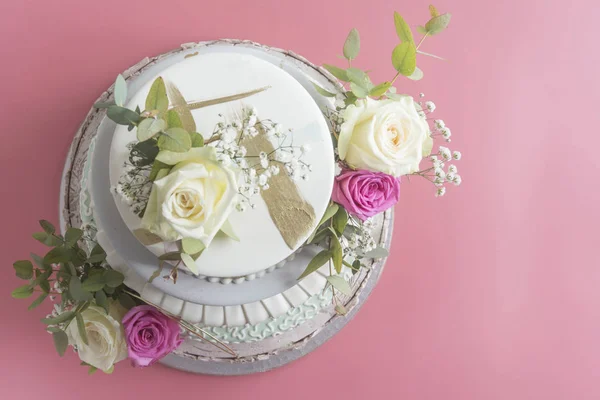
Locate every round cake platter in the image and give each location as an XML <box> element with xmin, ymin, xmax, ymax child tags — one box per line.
<box><xmin>58</xmin><ymin>39</ymin><xmax>393</xmax><ymax>375</ymax></box>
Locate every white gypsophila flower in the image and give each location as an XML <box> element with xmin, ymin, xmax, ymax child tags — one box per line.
<box><xmin>301</xmin><ymin>144</ymin><xmax>311</xmax><ymax>153</ymax></box>
<box><xmin>269</xmin><ymin>165</ymin><xmax>280</xmax><ymax>176</ymax></box>
<box><xmin>452</xmin><ymin>151</ymin><xmax>462</xmax><ymax>160</ymax></box>
<box><xmin>434</xmin><ymin>119</ymin><xmax>445</xmax><ymax>129</ymax></box>
<box><xmin>260</xmin><ymin>158</ymin><xmax>269</xmax><ymax>169</ymax></box>
<box><xmin>441</xmin><ymin>127</ymin><xmax>451</xmax><ymax>139</ymax></box>
<box><xmin>435</xmin><ymin>187</ymin><xmax>446</xmax><ymax>197</ymax></box>
<box><xmin>258</xmin><ymin>174</ymin><xmax>268</xmax><ymax>186</ymax></box>
<box><xmin>419</xmin><ymin>92</ymin><xmax>425</xmax><ymax>98</ymax></box>
<box><xmin>425</xmin><ymin>101</ymin><xmax>436</xmax><ymax>112</ymax></box>
<box><xmin>435</xmin><ymin>168</ymin><xmax>446</xmax><ymax>179</ymax></box>
<box><xmin>446</xmin><ymin>172</ymin><xmax>456</xmax><ymax>182</ymax></box>
<box><xmin>247</xmin><ymin>115</ymin><xmax>257</xmax><ymax>127</ymax></box>
<box><xmin>439</xmin><ymin>146</ymin><xmax>452</xmax><ymax>161</ymax></box>
<box><xmin>453</xmin><ymin>174</ymin><xmax>462</xmax><ymax>186</ymax></box>
<box><xmin>262</xmin><ymin>183</ymin><xmax>270</xmax><ymax>190</ymax></box>
<box><xmin>448</xmin><ymin>165</ymin><xmax>458</xmax><ymax>174</ymax></box>
<box><xmin>434</xmin><ymin>176</ymin><xmax>445</xmax><ymax>185</ymax></box>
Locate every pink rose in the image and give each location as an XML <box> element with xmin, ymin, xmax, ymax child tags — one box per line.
<box><xmin>122</xmin><ymin>305</ymin><xmax>183</xmax><ymax>367</ymax></box>
<box><xmin>332</xmin><ymin>169</ymin><xmax>400</xmax><ymax>221</ymax></box>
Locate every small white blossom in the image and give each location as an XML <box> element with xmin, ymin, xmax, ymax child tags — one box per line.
<box><xmin>435</xmin><ymin>187</ymin><xmax>446</xmax><ymax>197</ymax></box>
<box><xmin>441</xmin><ymin>127</ymin><xmax>451</xmax><ymax>139</ymax></box>
<box><xmin>260</xmin><ymin>158</ymin><xmax>269</xmax><ymax>169</ymax></box>
<box><xmin>439</xmin><ymin>146</ymin><xmax>452</xmax><ymax>161</ymax></box>
<box><xmin>448</xmin><ymin>165</ymin><xmax>458</xmax><ymax>174</ymax></box>
<box><xmin>425</xmin><ymin>101</ymin><xmax>436</xmax><ymax>112</ymax></box>
<box><xmin>269</xmin><ymin>165</ymin><xmax>280</xmax><ymax>176</ymax></box>
<box><xmin>434</xmin><ymin>119</ymin><xmax>445</xmax><ymax>129</ymax></box>
<box><xmin>452</xmin><ymin>151</ymin><xmax>462</xmax><ymax>160</ymax></box>
<box><xmin>446</xmin><ymin>172</ymin><xmax>456</xmax><ymax>182</ymax></box>
<box><xmin>301</xmin><ymin>144</ymin><xmax>311</xmax><ymax>153</ymax></box>
<box><xmin>453</xmin><ymin>174</ymin><xmax>462</xmax><ymax>186</ymax></box>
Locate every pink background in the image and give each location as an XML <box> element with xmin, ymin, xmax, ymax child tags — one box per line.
<box><xmin>1</xmin><ymin>0</ymin><xmax>599</xmax><ymax>398</ymax></box>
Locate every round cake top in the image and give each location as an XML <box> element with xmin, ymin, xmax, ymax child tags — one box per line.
<box><xmin>109</xmin><ymin>51</ymin><xmax>334</xmax><ymax>278</ymax></box>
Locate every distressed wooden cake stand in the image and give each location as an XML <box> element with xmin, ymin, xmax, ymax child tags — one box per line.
<box><xmin>59</xmin><ymin>40</ymin><xmax>393</xmax><ymax>375</ymax></box>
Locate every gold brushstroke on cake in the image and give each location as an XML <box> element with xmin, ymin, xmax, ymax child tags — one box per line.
<box><xmin>165</xmin><ymin>81</ymin><xmax>197</xmax><ymax>132</ymax></box>
<box><xmin>184</xmin><ymin>51</ymin><xmax>199</xmax><ymax>59</ymax></box>
<box><xmin>242</xmin><ymin>126</ymin><xmax>316</xmax><ymax>250</ymax></box>
<box><xmin>184</xmin><ymin>86</ymin><xmax>271</xmax><ymax>111</ymax></box>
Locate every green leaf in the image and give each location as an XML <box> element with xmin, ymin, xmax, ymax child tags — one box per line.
<box><xmin>344</xmin><ymin>92</ymin><xmax>358</xmax><ymax>107</ymax></box>
<box><xmin>145</xmin><ymin>77</ymin><xmax>169</xmax><ymax>114</ymax></box>
<box><xmin>148</xmin><ymin>264</ymin><xmax>163</xmax><ymax>283</ymax></box>
<box><xmin>219</xmin><ymin>220</ymin><xmax>239</xmax><ymax>242</ymax></box>
<box><xmin>165</xmin><ymin>109</ymin><xmax>183</xmax><ymax>129</ymax></box>
<box><xmin>39</xmin><ymin>279</ymin><xmax>50</xmax><ymax>293</ymax></box>
<box><xmin>157</xmin><ymin>128</ymin><xmax>191</xmax><ymax>152</ymax></box>
<box><xmin>158</xmin><ymin>251</ymin><xmax>182</xmax><ymax>261</ymax></box>
<box><xmin>95</xmin><ymin>290</ymin><xmax>109</xmax><ymax>313</ymax></box>
<box><xmin>42</xmin><ymin>311</ymin><xmax>75</xmax><ymax>325</ymax></box>
<box><xmin>180</xmin><ymin>253</ymin><xmax>199</xmax><ymax>275</ymax></box>
<box><xmin>425</xmin><ymin>13</ymin><xmax>451</xmax><ymax>35</ymax></box>
<box><xmin>69</xmin><ymin>277</ymin><xmax>92</xmax><ymax>302</ymax></box>
<box><xmin>343</xmin><ymin>28</ymin><xmax>360</xmax><ymax>61</ymax></box>
<box><xmin>107</xmin><ymin>105</ymin><xmax>141</xmax><ymax>126</ymax></box>
<box><xmin>330</xmin><ymin>234</ymin><xmax>343</xmax><ymax>274</ymax></box>
<box><xmin>346</xmin><ymin>68</ymin><xmax>373</xmax><ymax>90</ymax></box>
<box><xmin>350</xmin><ymin>82</ymin><xmax>369</xmax><ymax>98</ymax></box>
<box><xmin>130</xmin><ymin>140</ymin><xmax>159</xmax><ymax>166</ymax></box>
<box><xmin>94</xmin><ymin>101</ymin><xmax>115</xmax><ymax>109</ymax></box>
<box><xmin>181</xmin><ymin>237</ymin><xmax>205</xmax><ymax>255</ymax></box>
<box><xmin>312</xmin><ymin>83</ymin><xmax>336</xmax><ymax>97</ymax></box>
<box><xmin>31</xmin><ymin>253</ymin><xmax>51</xmax><ymax>271</ymax></box>
<box><xmin>190</xmin><ymin>132</ymin><xmax>204</xmax><ymax>147</ymax></box>
<box><xmin>391</xmin><ymin>42</ymin><xmax>417</xmax><ymax>76</ymax></box>
<box><xmin>44</xmin><ymin>247</ymin><xmax>71</xmax><ymax>264</ymax></box>
<box><xmin>11</xmin><ymin>285</ymin><xmax>33</xmax><ymax>299</ymax></box>
<box><xmin>364</xmin><ymin>246</ymin><xmax>389</xmax><ymax>258</ymax></box>
<box><xmin>417</xmin><ymin>25</ymin><xmax>428</xmax><ymax>34</ymax></box>
<box><xmin>64</xmin><ymin>227</ymin><xmax>83</xmax><ymax>247</ymax></box>
<box><xmin>393</xmin><ymin>12</ymin><xmax>414</xmax><ymax>44</ymax></box>
<box><xmin>326</xmin><ymin>275</ymin><xmax>352</xmax><ymax>295</ymax></box>
<box><xmin>88</xmin><ymin>366</ymin><xmax>98</xmax><ymax>375</ymax></box>
<box><xmin>87</xmin><ymin>244</ymin><xmax>106</xmax><ymax>264</ymax></box>
<box><xmin>332</xmin><ymin>207</ymin><xmax>348</xmax><ymax>236</ymax></box>
<box><xmin>52</xmin><ymin>331</ymin><xmax>69</xmax><ymax>357</ymax></box>
<box><xmin>13</xmin><ymin>260</ymin><xmax>33</xmax><ymax>280</ymax></box>
<box><xmin>369</xmin><ymin>82</ymin><xmax>392</xmax><ymax>97</ymax></box>
<box><xmin>114</xmin><ymin>74</ymin><xmax>127</xmax><ymax>107</ymax></box>
<box><xmin>76</xmin><ymin>313</ymin><xmax>88</xmax><ymax>345</ymax></box>
<box><xmin>149</xmin><ymin>160</ymin><xmax>171</xmax><ymax>181</ymax></box>
<box><xmin>136</xmin><ymin>118</ymin><xmax>166</xmax><ymax>142</ymax></box>
<box><xmin>351</xmin><ymin>259</ymin><xmax>361</xmax><ymax>275</ymax></box>
<box><xmin>298</xmin><ymin>250</ymin><xmax>332</xmax><ymax>280</ymax></box>
<box><xmin>28</xmin><ymin>293</ymin><xmax>48</xmax><ymax>310</ymax></box>
<box><xmin>81</xmin><ymin>273</ymin><xmax>105</xmax><ymax>292</ymax></box>
<box><xmin>39</xmin><ymin>220</ymin><xmax>55</xmax><ymax>234</ymax></box>
<box><xmin>103</xmin><ymin>269</ymin><xmax>125</xmax><ymax>288</ymax></box>
<box><xmin>429</xmin><ymin>4</ymin><xmax>439</xmax><ymax>17</ymax></box>
<box><xmin>319</xmin><ymin>203</ymin><xmax>340</xmax><ymax>227</ymax></box>
<box><xmin>323</xmin><ymin>64</ymin><xmax>349</xmax><ymax>82</ymax></box>
<box><xmin>32</xmin><ymin>232</ymin><xmax>62</xmax><ymax>247</ymax></box>
<box><xmin>309</xmin><ymin>227</ymin><xmax>331</xmax><ymax>244</ymax></box>
<box><xmin>407</xmin><ymin>66</ymin><xmax>424</xmax><ymax>81</ymax></box>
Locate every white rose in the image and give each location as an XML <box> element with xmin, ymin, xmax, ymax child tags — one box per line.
<box><xmin>141</xmin><ymin>147</ymin><xmax>238</xmax><ymax>247</ymax></box>
<box><xmin>338</xmin><ymin>96</ymin><xmax>433</xmax><ymax>177</ymax></box>
<box><xmin>65</xmin><ymin>302</ymin><xmax>128</xmax><ymax>373</ymax></box>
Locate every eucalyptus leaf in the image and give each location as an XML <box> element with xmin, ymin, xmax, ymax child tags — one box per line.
<box><xmin>351</xmin><ymin>259</ymin><xmax>362</xmax><ymax>275</ymax></box>
<box><xmin>364</xmin><ymin>246</ymin><xmax>389</xmax><ymax>258</ymax></box>
<box><xmin>81</xmin><ymin>274</ymin><xmax>105</xmax><ymax>292</ymax></box>
<box><xmin>343</xmin><ymin>28</ymin><xmax>360</xmax><ymax>61</ymax></box>
<box><xmin>39</xmin><ymin>279</ymin><xmax>50</xmax><ymax>294</ymax></box>
<box><xmin>298</xmin><ymin>250</ymin><xmax>332</xmax><ymax>280</ymax></box>
<box><xmin>107</xmin><ymin>105</ymin><xmax>141</xmax><ymax>126</ymax></box>
<box><xmin>219</xmin><ymin>220</ymin><xmax>239</xmax><ymax>242</ymax></box>
<box><xmin>158</xmin><ymin>251</ymin><xmax>182</xmax><ymax>261</ymax></box>
<box><xmin>31</xmin><ymin>253</ymin><xmax>50</xmax><ymax>271</ymax></box>
<box><xmin>346</xmin><ymin>68</ymin><xmax>373</xmax><ymax>89</ymax></box>
<box><xmin>13</xmin><ymin>260</ymin><xmax>33</xmax><ymax>280</ymax></box>
<box><xmin>391</xmin><ymin>42</ymin><xmax>417</xmax><ymax>76</ymax></box>
<box><xmin>312</xmin><ymin>83</ymin><xmax>336</xmax><ymax>97</ymax></box>
<box><xmin>157</xmin><ymin>128</ymin><xmax>191</xmax><ymax>152</ymax></box>
<box><xmin>350</xmin><ymin>82</ymin><xmax>369</xmax><ymax>98</ymax></box>
<box><xmin>28</xmin><ymin>293</ymin><xmax>48</xmax><ymax>310</ymax></box>
<box><xmin>69</xmin><ymin>277</ymin><xmax>92</xmax><ymax>302</ymax></box>
<box><xmin>332</xmin><ymin>207</ymin><xmax>349</xmax><ymax>236</ymax></box>
<box><xmin>149</xmin><ymin>160</ymin><xmax>171</xmax><ymax>181</ymax></box>
<box><xmin>148</xmin><ymin>264</ymin><xmax>163</xmax><ymax>283</ymax></box>
<box><xmin>52</xmin><ymin>331</ymin><xmax>69</xmax><ymax>357</ymax></box>
<box><xmin>136</xmin><ymin>118</ymin><xmax>166</xmax><ymax>142</ymax></box>
<box><xmin>326</xmin><ymin>275</ymin><xmax>352</xmax><ymax>295</ymax></box>
<box><xmin>407</xmin><ymin>66</ymin><xmax>424</xmax><ymax>81</ymax></box>
<box><xmin>87</xmin><ymin>244</ymin><xmax>106</xmax><ymax>264</ymax></box>
<box><xmin>330</xmin><ymin>234</ymin><xmax>343</xmax><ymax>274</ymax></box>
<box><xmin>42</xmin><ymin>311</ymin><xmax>75</xmax><ymax>325</ymax></box>
<box><xmin>323</xmin><ymin>64</ymin><xmax>349</xmax><ymax>82</ymax></box>
<box><xmin>190</xmin><ymin>132</ymin><xmax>204</xmax><ymax>147</ymax></box>
<box><xmin>11</xmin><ymin>285</ymin><xmax>33</xmax><ymax>299</ymax></box>
<box><xmin>181</xmin><ymin>253</ymin><xmax>199</xmax><ymax>275</ymax></box>
<box><xmin>416</xmin><ymin>25</ymin><xmax>428</xmax><ymax>34</ymax></box>
<box><xmin>39</xmin><ymin>220</ymin><xmax>55</xmax><ymax>234</ymax></box>
<box><xmin>95</xmin><ymin>290</ymin><xmax>109</xmax><ymax>313</ymax></box>
<box><xmin>145</xmin><ymin>77</ymin><xmax>169</xmax><ymax>114</ymax></box>
<box><xmin>103</xmin><ymin>269</ymin><xmax>125</xmax><ymax>288</ymax></box>
<box><xmin>393</xmin><ymin>12</ymin><xmax>414</xmax><ymax>44</ymax></box>
<box><xmin>94</xmin><ymin>101</ymin><xmax>115</xmax><ymax>109</ymax></box>
<box><xmin>344</xmin><ymin>92</ymin><xmax>358</xmax><ymax>107</ymax></box>
<box><xmin>130</xmin><ymin>140</ymin><xmax>159</xmax><ymax>166</ymax></box>
<box><xmin>32</xmin><ymin>232</ymin><xmax>62</xmax><ymax>247</ymax></box>
<box><xmin>181</xmin><ymin>237</ymin><xmax>205</xmax><ymax>255</ymax></box>
<box><xmin>424</xmin><ymin>13</ymin><xmax>451</xmax><ymax>35</ymax></box>
<box><xmin>165</xmin><ymin>109</ymin><xmax>183</xmax><ymax>129</ymax></box>
<box><xmin>44</xmin><ymin>247</ymin><xmax>71</xmax><ymax>264</ymax></box>
<box><xmin>429</xmin><ymin>4</ymin><xmax>439</xmax><ymax>17</ymax></box>
<box><xmin>65</xmin><ymin>227</ymin><xmax>83</xmax><ymax>247</ymax></box>
<box><xmin>318</xmin><ymin>203</ymin><xmax>339</xmax><ymax>227</ymax></box>
<box><xmin>114</xmin><ymin>74</ymin><xmax>127</xmax><ymax>107</ymax></box>
<box><xmin>369</xmin><ymin>82</ymin><xmax>392</xmax><ymax>97</ymax></box>
<box><xmin>76</xmin><ymin>313</ymin><xmax>89</xmax><ymax>345</ymax></box>
<box><xmin>154</xmin><ymin>168</ymin><xmax>170</xmax><ymax>181</ymax></box>
<box><xmin>309</xmin><ymin>228</ymin><xmax>331</xmax><ymax>244</ymax></box>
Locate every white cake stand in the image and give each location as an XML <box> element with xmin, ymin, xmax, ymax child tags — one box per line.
<box><xmin>59</xmin><ymin>39</ymin><xmax>393</xmax><ymax>375</ymax></box>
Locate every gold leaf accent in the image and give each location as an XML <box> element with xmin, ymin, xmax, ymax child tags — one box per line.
<box><xmin>241</xmin><ymin>126</ymin><xmax>316</xmax><ymax>250</ymax></box>
<box><xmin>165</xmin><ymin>81</ymin><xmax>196</xmax><ymax>132</ymax></box>
<box><xmin>184</xmin><ymin>52</ymin><xmax>199</xmax><ymax>59</ymax></box>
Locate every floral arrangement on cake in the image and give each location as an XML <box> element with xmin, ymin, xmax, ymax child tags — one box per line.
<box><xmin>10</xmin><ymin>6</ymin><xmax>458</xmax><ymax>373</ymax></box>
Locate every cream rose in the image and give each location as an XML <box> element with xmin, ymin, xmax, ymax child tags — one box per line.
<box><xmin>141</xmin><ymin>147</ymin><xmax>238</xmax><ymax>247</ymax></box>
<box><xmin>65</xmin><ymin>302</ymin><xmax>128</xmax><ymax>373</ymax></box>
<box><xmin>338</xmin><ymin>96</ymin><xmax>432</xmax><ymax>177</ymax></box>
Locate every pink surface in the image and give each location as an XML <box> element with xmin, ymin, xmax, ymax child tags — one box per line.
<box><xmin>1</xmin><ymin>0</ymin><xmax>599</xmax><ymax>398</ymax></box>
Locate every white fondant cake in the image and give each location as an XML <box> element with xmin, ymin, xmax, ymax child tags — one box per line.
<box><xmin>109</xmin><ymin>52</ymin><xmax>334</xmax><ymax>278</ymax></box>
